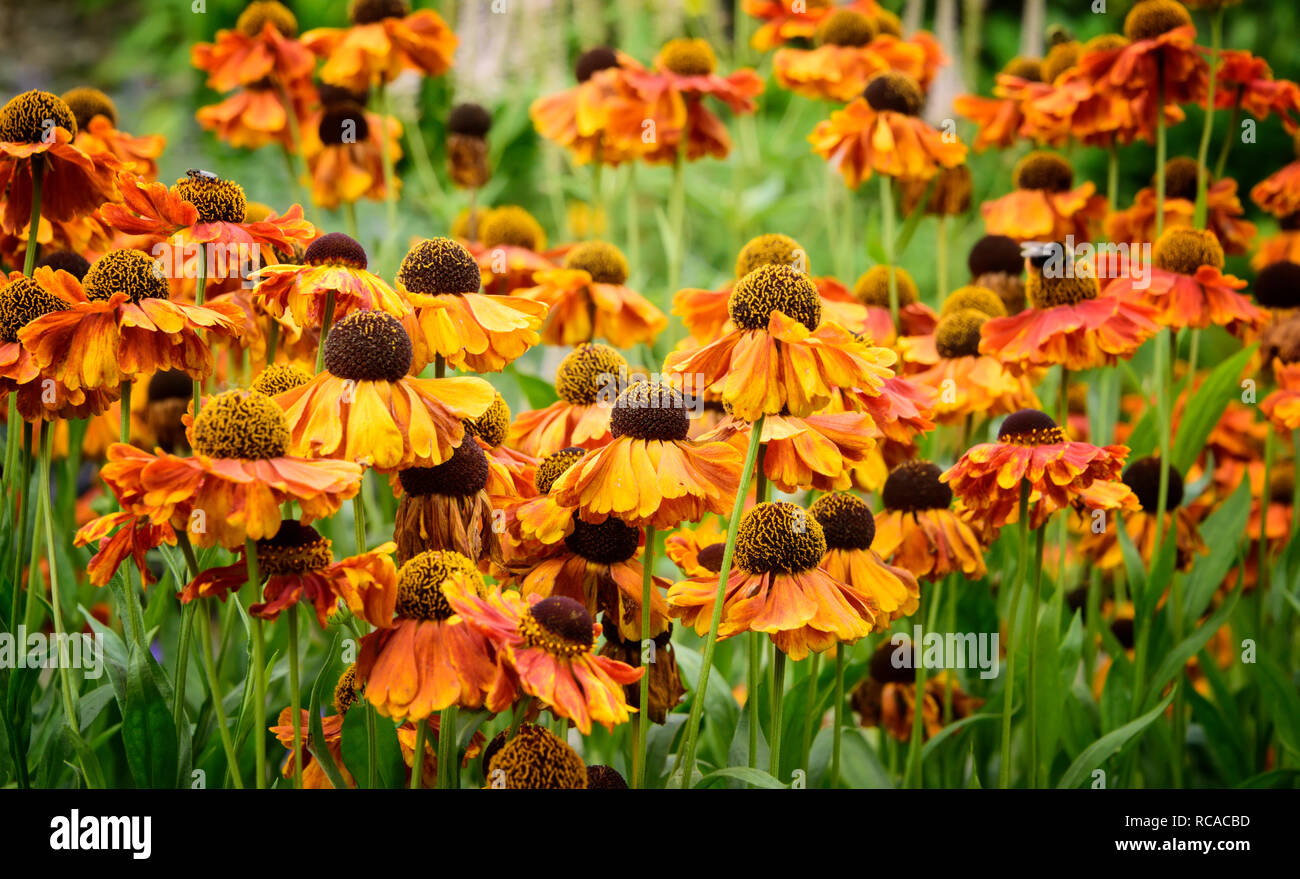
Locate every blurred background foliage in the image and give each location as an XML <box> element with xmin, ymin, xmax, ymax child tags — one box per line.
<box><xmin>1</xmin><ymin>0</ymin><xmax>1296</xmax><ymax>364</ymax></box>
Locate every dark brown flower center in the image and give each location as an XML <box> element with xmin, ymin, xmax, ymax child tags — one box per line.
<box><xmin>997</xmin><ymin>408</ymin><xmax>1067</xmax><ymax>446</ymax></box>
<box><xmin>397</xmin><ymin>436</ymin><xmax>489</xmax><ymax>497</ymax></box>
<box><xmin>305</xmin><ymin>232</ymin><xmax>368</xmax><ymax>268</ymax></box>
<box><xmin>810</xmin><ymin>492</ymin><xmax>875</xmax><ymax>552</ymax></box>
<box><xmin>564</xmin><ymin>515</ymin><xmax>640</xmax><ymax>565</ymax></box>
<box><xmin>609</xmin><ymin>382</ymin><xmax>690</xmax><ymax>442</ymax></box>
<box><xmin>882</xmin><ymin>459</ymin><xmax>953</xmax><ymax>512</ymax></box>
<box><xmin>520</xmin><ymin>595</ymin><xmax>595</xmax><ymax>656</ymax></box>
<box><xmin>734</xmin><ymin>501</ymin><xmax>826</xmax><ymax>575</ymax></box>
<box><xmin>397</xmin><ymin>237</ymin><xmax>481</xmax><ymax>295</ymax></box>
<box><xmin>191</xmin><ymin>390</ymin><xmax>290</xmax><ymax>460</ymax></box>
<box><xmin>322</xmin><ymin>310</ymin><xmax>413</xmax><ymax>382</ymax></box>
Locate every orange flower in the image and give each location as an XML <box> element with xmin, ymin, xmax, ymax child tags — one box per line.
<box><xmin>548</xmin><ymin>382</ymin><xmax>741</xmax><ymax>529</ymax></box>
<box><xmin>1251</xmin><ymin>229</ymin><xmax>1300</xmax><ymax>272</ymax></box>
<box><xmin>391</xmin><ymin>438</ymin><xmax>501</xmax><ymax>568</ymax></box>
<box><xmin>1262</xmin><ymin>359</ymin><xmax>1300</xmax><ymax>432</ymax></box>
<box><xmin>899</xmin><ymin>292</ymin><xmax>1040</xmax><ymax>422</ymax></box>
<box><xmin>810</xmin><ymin>72</ymin><xmax>966</xmax><ymax>186</ymax></box>
<box><xmin>1250</xmin><ymin>132</ymin><xmax>1300</xmax><ymax>218</ymax></box>
<box><xmin>302</xmin><ymin>2</ymin><xmax>457</xmax><ymax>92</ymax></box>
<box><xmin>978</xmin><ymin>252</ymin><xmax>1159</xmax><ymax>373</ymax></box>
<box><xmin>516</xmin><ymin>515</ymin><xmax>672</xmax><ymax>644</ymax></box>
<box><xmin>494</xmin><ymin>447</ymin><xmax>583</xmax><ymax>576</ymax></box>
<box><xmin>981</xmin><ymin>152</ymin><xmax>1106</xmax><ymax>242</ymax></box>
<box><xmin>668</xmin><ymin>501</ymin><xmax>882</xmax><ymax>660</ymax></box>
<box><xmin>191</xmin><ymin>1</ymin><xmax>315</xmax><ymax>92</ymax></box>
<box><xmin>0</xmin><ymin>91</ymin><xmax>121</xmax><ymax>234</ymax></box>
<box><xmin>0</xmin><ymin>268</ymin><xmax>118</xmax><ymax>420</ymax></box>
<box><xmin>530</xmin><ymin>50</ymin><xmax>677</xmax><ymax>167</ymax></box>
<box><xmin>462</xmin><ymin>392</ymin><xmax>537</xmax><ymax>506</ymax></box>
<box><xmin>1105</xmin><ymin>159</ymin><xmax>1255</xmax><ymax>254</ymax></box>
<box><xmin>507</xmin><ymin>343</ymin><xmax>623</xmax><ymax>457</ymax></box>
<box><xmin>745</xmin><ymin>0</ymin><xmax>885</xmax><ymax>51</ymax></box>
<box><xmin>774</xmin><ymin>16</ymin><xmax>942</xmax><ymax>103</ymax></box>
<box><xmin>943</xmin><ymin>408</ymin><xmax>1136</xmax><ymax>532</ymax></box>
<box><xmin>1104</xmin><ymin>228</ymin><xmax>1265</xmax><ymax>334</ymax></box>
<box><xmin>355</xmin><ymin>551</ymin><xmax>499</xmax><ymax>721</ymax></box>
<box><xmin>623</xmin><ymin>39</ymin><xmax>763</xmax><ymax>163</ymax></box>
<box><xmin>96</xmin><ymin>389</ymin><xmax>363</xmax><ymax>548</ymax></box>
<box><xmin>665</xmin><ymin>264</ymin><xmax>897</xmax><ymax>422</ymax></box>
<box><xmin>181</xmin><ymin>523</ymin><xmax>397</xmax><ymax>626</ymax></box>
<box><xmin>252</xmin><ymin>232</ymin><xmax>409</xmax><ymax>330</ymax></box>
<box><xmin>871</xmin><ymin>460</ymin><xmax>988</xmax><ymax>582</ymax></box>
<box><xmin>520</xmin><ymin>242</ymin><xmax>666</xmax><ymax>347</ymax></box>
<box><xmin>396</xmin><ymin>238</ymin><xmax>546</xmax><ymax>373</ymax></box>
<box><xmin>73</xmin><ymin>510</ymin><xmax>176</xmax><ymax>587</ymax></box>
<box><xmin>827</xmin><ymin>375</ymin><xmax>938</xmax><ymax>491</ymax></box>
<box><xmin>701</xmin><ymin>410</ymin><xmax>876</xmax><ymax>493</ymax></box>
<box><xmin>665</xmin><ymin>516</ymin><xmax>727</xmax><ymax>579</ymax></box>
<box><xmin>99</xmin><ymin>172</ymin><xmax>314</xmax><ymax>251</ymax></box>
<box><xmin>1211</xmin><ymin>49</ymin><xmax>1300</xmax><ymax>131</ymax></box>
<box><xmin>811</xmin><ymin>492</ymin><xmax>920</xmax><ymax>620</ymax></box>
<box><xmin>468</xmin><ymin>204</ymin><xmax>563</xmax><ymax>293</ymax></box>
<box><xmin>445</xmin><ymin>585</ymin><xmax>643</xmax><ymax>735</ymax></box>
<box><xmin>196</xmin><ymin>81</ymin><xmax>315</xmax><ymax>152</ymax></box>
<box><xmin>275</xmin><ymin>311</ymin><xmax>495</xmax><ymax>472</ymax></box>
<box><xmin>301</xmin><ymin>100</ymin><xmax>403</xmax><ymax>208</ymax></box>
<box><xmin>1075</xmin><ymin>2</ymin><xmax>1207</xmax><ymax>134</ymax></box>
<box><xmin>954</xmin><ymin>59</ymin><xmax>1060</xmax><ymax>150</ymax></box>
<box><xmin>1077</xmin><ymin>457</ymin><xmax>1206</xmax><ymax>571</ymax></box>
<box><xmin>63</xmin><ymin>88</ymin><xmax>166</xmax><ymax>181</ymax></box>
<box><xmin>18</xmin><ymin>250</ymin><xmax>244</xmax><ymax>395</ymax></box>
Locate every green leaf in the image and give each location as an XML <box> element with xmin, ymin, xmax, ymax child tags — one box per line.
<box><xmin>1181</xmin><ymin>480</ymin><xmax>1251</xmax><ymax>624</ymax></box>
<box><xmin>1258</xmin><ymin>655</ymin><xmax>1300</xmax><ymax>758</ymax></box>
<box><xmin>921</xmin><ymin>710</ymin><xmax>1000</xmax><ymax>761</ymax></box>
<box><xmin>509</xmin><ymin>365</ymin><xmax>558</xmax><ymax>410</ymax></box>
<box><xmin>121</xmin><ymin>646</ymin><xmax>179</xmax><ymax>788</ymax></box>
<box><xmin>1171</xmin><ymin>344</ymin><xmax>1256</xmax><ymax>473</ymax></box>
<box><xmin>1186</xmin><ymin>686</ymin><xmax>1247</xmax><ymax>784</ymax></box>
<box><xmin>697</xmin><ymin>766</ymin><xmax>787</xmax><ymax>789</ymax></box>
<box><xmin>1056</xmin><ymin>690</ymin><xmax>1175</xmax><ymax>788</ymax></box>
<box><xmin>1147</xmin><ymin>586</ymin><xmax>1239</xmax><ymax>707</ymax></box>
<box><xmin>306</xmin><ymin>631</ymin><xmax>348</xmax><ymax>790</ymax></box>
<box><xmin>339</xmin><ymin>705</ymin><xmax>404</xmax><ymax>789</ymax></box>
<box><xmin>1033</xmin><ymin>603</ymin><xmax>1063</xmax><ymax>780</ymax></box>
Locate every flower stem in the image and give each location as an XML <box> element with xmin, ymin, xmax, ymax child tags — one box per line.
<box><xmin>410</xmin><ymin>719</ymin><xmax>426</xmax><ymax>789</ymax></box>
<box><xmin>1193</xmin><ymin>9</ymin><xmax>1222</xmax><ymax>229</ymax></box>
<box><xmin>676</xmin><ymin>415</ymin><xmax>766</xmax><ymax>788</ymax></box>
<box><xmin>769</xmin><ymin>648</ymin><xmax>786</xmax><ymax>779</ymax></box>
<box><xmin>353</xmin><ymin>492</ymin><xmax>367</xmax><ymax>555</ymax></box>
<box><xmin>287</xmin><ymin>607</ymin><xmax>304</xmax><ymax>789</ymax></box>
<box><xmin>437</xmin><ymin>706</ymin><xmax>458</xmax><ymax>788</ymax></box>
<box><xmin>666</xmin><ymin>149</ymin><xmax>687</xmax><ymax>300</ymax></box>
<box><xmin>880</xmin><ymin>174</ymin><xmax>899</xmax><ymax>327</ymax></box>
<box><xmin>936</xmin><ymin>214</ymin><xmax>949</xmax><ymax>297</ymax></box>
<box><xmin>998</xmin><ymin>480</ymin><xmax>1031</xmax><ymax>789</ymax></box>
<box><xmin>1214</xmin><ymin>100</ymin><xmax>1241</xmax><ymax>180</ymax></box>
<box><xmin>37</xmin><ymin>423</ymin><xmax>81</xmax><ymax>745</ymax></box>
<box><xmin>748</xmin><ymin>632</ymin><xmax>761</xmax><ymax>770</ymax></box>
<box><xmin>633</xmin><ymin>524</ymin><xmax>655</xmax><ymax>789</ymax></box>
<box><xmin>831</xmin><ymin>645</ymin><xmax>845</xmax><ymax>789</ymax></box>
<box><xmin>1107</xmin><ymin>142</ymin><xmax>1120</xmax><ymax>213</ymax></box>
<box><xmin>625</xmin><ymin>163</ymin><xmax>641</xmax><ymax>280</ymax></box>
<box><xmin>246</xmin><ymin>540</ymin><xmax>267</xmax><ymax>789</ymax></box>
<box><xmin>23</xmin><ymin>156</ymin><xmax>44</xmax><ymax>277</ymax></box>
<box><xmin>1026</xmin><ymin>523</ymin><xmax>1045</xmax><ymax>788</ymax></box>
<box><xmin>376</xmin><ymin>79</ymin><xmax>399</xmax><ymax>269</ymax></box>
<box><xmin>315</xmin><ymin>289</ymin><xmax>336</xmax><ymax>375</ymax></box>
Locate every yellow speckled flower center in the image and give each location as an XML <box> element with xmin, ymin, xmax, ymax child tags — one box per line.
<box><xmin>0</xmin><ymin>90</ymin><xmax>76</xmax><ymax>143</ymax></box>
<box><xmin>729</xmin><ymin>263</ymin><xmax>822</xmax><ymax>331</ymax></box>
<box><xmin>853</xmin><ymin>264</ymin><xmax>918</xmax><ymax>308</ymax></box>
<box><xmin>818</xmin><ymin>9</ymin><xmax>875</xmax><ymax>47</ymax></box>
<box><xmin>1153</xmin><ymin>227</ymin><xmax>1224</xmax><ymax>275</ymax></box>
<box><xmin>1013</xmin><ymin>152</ymin><xmax>1074</xmax><ymax>192</ymax></box>
<box><xmin>734</xmin><ymin>501</ymin><xmax>826</xmax><ymax>575</ymax></box>
<box><xmin>535</xmin><ymin>447</ymin><xmax>585</xmax><ymax>494</ymax></box>
<box><xmin>237</xmin><ymin>0</ymin><xmax>298</xmax><ymax>37</ymax></box>
<box><xmin>394</xmin><ymin>550</ymin><xmax>483</xmax><ymax>621</ymax></box>
<box><xmin>487</xmin><ymin>723</ymin><xmax>587</xmax><ymax>789</ymax></box>
<box><xmin>0</xmin><ymin>277</ymin><xmax>66</xmax><ymax>343</ymax></box>
<box><xmin>734</xmin><ymin>233</ymin><xmax>807</xmax><ymax>279</ymax></box>
<box><xmin>334</xmin><ymin>663</ymin><xmax>360</xmax><ymax>715</ymax></box>
<box><xmin>83</xmin><ymin>249</ymin><xmax>171</xmax><ymax>303</ymax></box>
<box><xmin>398</xmin><ymin>237</ymin><xmax>481</xmax><ymax>295</ymax></box>
<box><xmin>174</xmin><ymin>175</ymin><xmax>248</xmax><ymax>223</ymax></box>
<box><xmin>480</xmin><ymin>206</ymin><xmax>547</xmax><ymax>251</ymax></box>
<box><xmin>1124</xmin><ymin>0</ymin><xmax>1192</xmax><ymax>41</ymax></box>
<box><xmin>554</xmin><ymin>342</ymin><xmax>626</xmax><ymax>405</ymax></box>
<box><xmin>191</xmin><ymin>390</ymin><xmax>290</xmax><ymax>460</ymax></box>
<box><xmin>61</xmin><ymin>87</ymin><xmax>117</xmax><ymax>129</ymax></box>
<box><xmin>564</xmin><ymin>241</ymin><xmax>629</xmax><ymax>284</ymax></box>
<box><xmin>934</xmin><ymin>308</ymin><xmax>987</xmax><ymax>358</ymax></box>
<box><xmin>251</xmin><ymin>363</ymin><xmax>312</xmax><ymax>397</ymax></box>
<box><xmin>659</xmin><ymin>38</ymin><xmax>717</xmax><ymax>76</ymax></box>
<box><xmin>255</xmin><ymin>521</ymin><xmax>333</xmax><ymax>575</ymax></box>
<box><xmin>1026</xmin><ymin>269</ymin><xmax>1099</xmax><ymax>309</ymax></box>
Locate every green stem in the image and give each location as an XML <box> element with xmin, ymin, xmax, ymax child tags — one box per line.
<box><xmin>1107</xmin><ymin>143</ymin><xmax>1120</xmax><ymax>214</ymax></box>
<box><xmin>769</xmin><ymin>649</ymin><xmax>786</xmax><ymax>779</ymax></box>
<box><xmin>171</xmin><ymin>601</ymin><xmax>196</xmax><ymax>742</ymax></box>
<box><xmin>998</xmin><ymin>481</ymin><xmax>1031</xmax><ymax>789</ymax></box>
<box><xmin>905</xmin><ymin>580</ymin><xmax>942</xmax><ymax>788</ymax></box>
<box><xmin>246</xmin><ymin>540</ymin><xmax>266</xmax><ymax>789</ymax></box>
<box><xmin>437</xmin><ymin>706</ymin><xmax>458</xmax><ymax>789</ymax></box>
<box><xmin>23</xmin><ymin>156</ymin><xmax>44</xmax><ymax>277</ymax></box>
<box><xmin>666</xmin><ymin>147</ymin><xmax>687</xmax><ymax>301</ymax></box>
<box><xmin>354</xmin><ymin>492</ymin><xmax>367</xmax><ymax>555</ymax></box>
<box><xmin>376</xmin><ymin>80</ymin><xmax>399</xmax><ymax>268</ymax></box>
<box><xmin>831</xmin><ymin>645</ymin><xmax>845</xmax><ymax>789</ymax></box>
<box><xmin>315</xmin><ymin>289</ymin><xmax>336</xmax><ymax>375</ymax></box>
<box><xmin>410</xmin><ymin>719</ymin><xmax>426</xmax><ymax>789</ymax></box>
<box><xmin>1214</xmin><ymin>99</ymin><xmax>1241</xmax><ymax>180</ymax></box>
<box><xmin>8</xmin><ymin>421</ymin><xmax>32</xmax><ymax>633</ymax></box>
<box><xmin>633</xmin><ymin>525</ymin><xmax>655</xmax><ymax>789</ymax></box>
<box><xmin>936</xmin><ymin>215</ymin><xmax>949</xmax><ymax>298</ymax></box>
<box><xmin>880</xmin><ymin>174</ymin><xmax>899</xmax><ymax>327</ymax></box>
<box><xmin>287</xmin><ymin>608</ymin><xmax>304</xmax><ymax>789</ymax></box>
<box><xmin>625</xmin><ymin>164</ymin><xmax>641</xmax><ymax>280</ymax></box>
<box><xmin>177</xmin><ymin>533</ymin><xmax>244</xmax><ymax>788</ymax></box>
<box><xmin>1027</xmin><ymin>523</ymin><xmax>1046</xmax><ymax>788</ymax></box>
<box><xmin>37</xmin><ymin>424</ymin><xmax>80</xmax><ymax>744</ymax></box>
<box><xmin>676</xmin><ymin>415</ymin><xmax>766</xmax><ymax>787</ymax></box>
<box><xmin>748</xmin><ymin>632</ymin><xmax>761</xmax><ymax>771</ymax></box>
<box><xmin>1193</xmin><ymin>10</ymin><xmax>1222</xmax><ymax>229</ymax></box>
<box><xmin>1152</xmin><ymin>329</ymin><xmax>1173</xmax><ymax>577</ymax></box>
